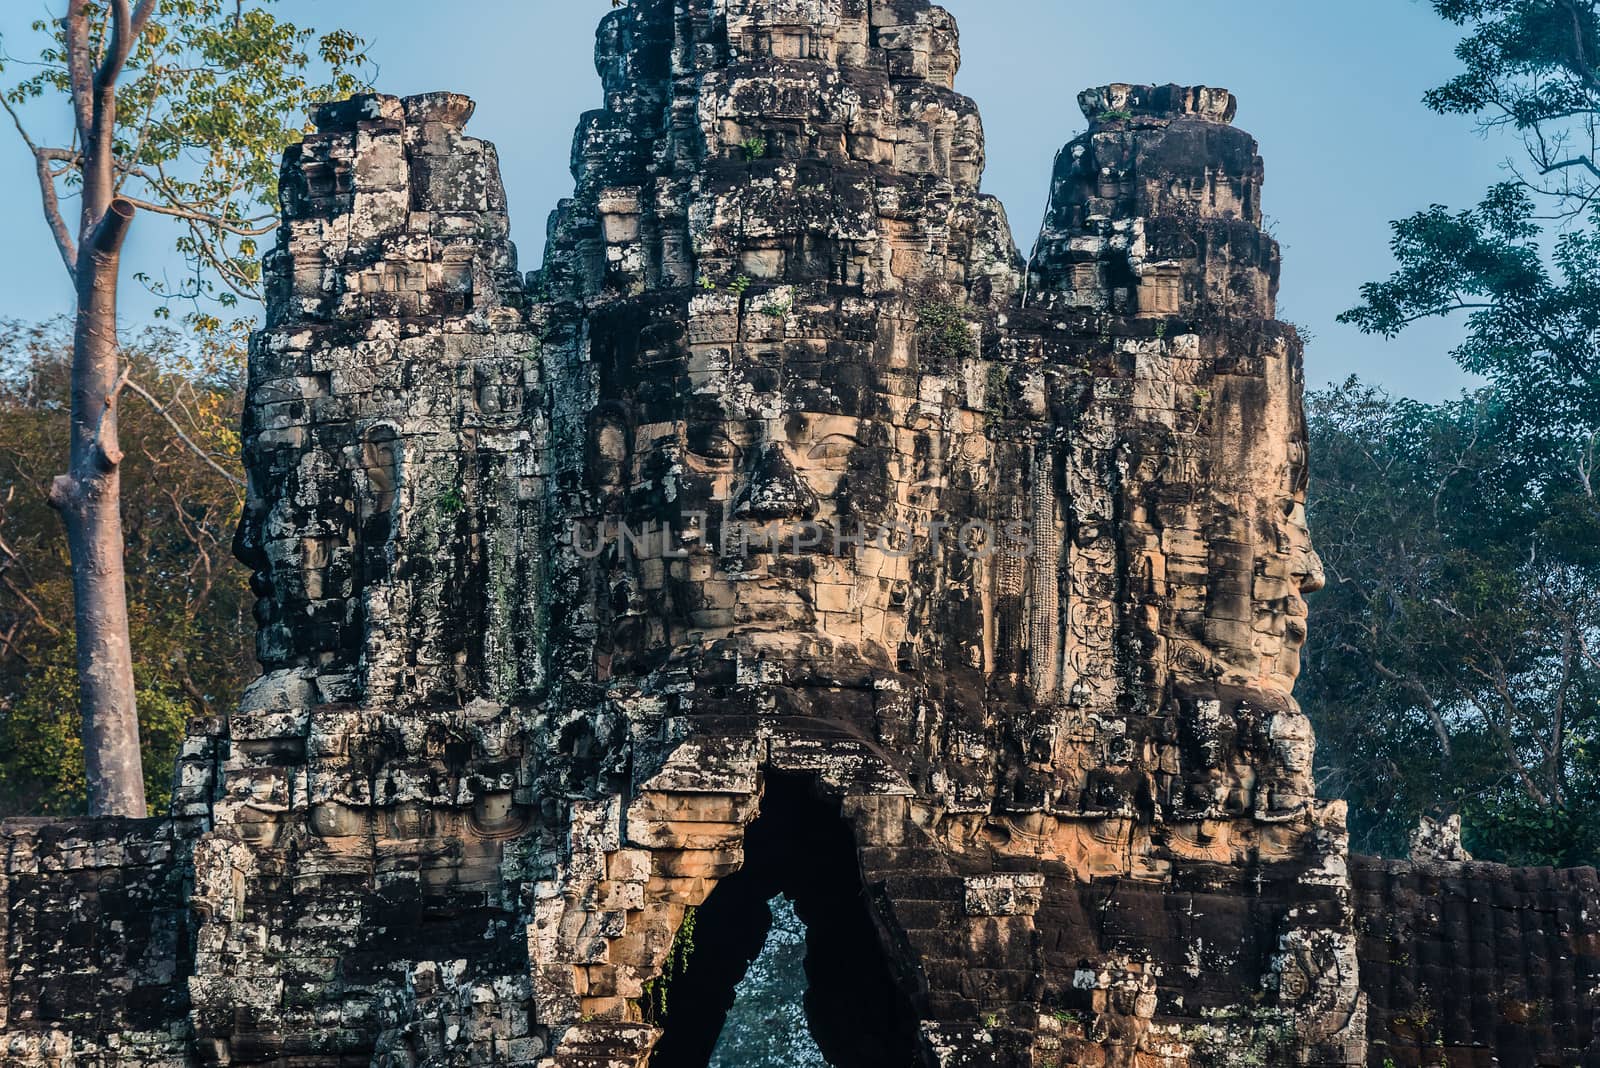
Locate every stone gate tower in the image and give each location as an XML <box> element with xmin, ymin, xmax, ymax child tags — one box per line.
<box><xmin>0</xmin><ymin>2</ymin><xmax>1595</xmax><ymax>1066</ymax></box>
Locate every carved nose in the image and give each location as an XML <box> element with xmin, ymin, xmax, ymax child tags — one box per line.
<box><xmin>733</xmin><ymin>443</ymin><xmax>819</xmax><ymax>520</ymax></box>
<box><xmin>232</xmin><ymin>495</ymin><xmax>270</xmax><ymax>573</ymax></box>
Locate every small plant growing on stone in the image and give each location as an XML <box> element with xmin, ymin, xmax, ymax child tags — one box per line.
<box><xmin>759</xmin><ymin>298</ymin><xmax>790</xmax><ymax>319</ymax></box>
<box><xmin>438</xmin><ymin>489</ymin><xmax>465</xmax><ymax>515</ymax></box>
<box><xmin>740</xmin><ymin>135</ymin><xmax>768</xmax><ymax>160</ymax></box>
<box><xmin>1154</xmin><ymin>320</ymin><xmax>1168</xmax><ymax>340</ymax></box>
<box><xmin>697</xmin><ymin>275</ymin><xmax>716</xmax><ymax>291</ymax></box>
<box><xmin>1177</xmin><ymin>1006</ymin><xmax>1294</xmax><ymax>1068</ymax></box>
<box><xmin>917</xmin><ymin>300</ymin><xmax>976</xmax><ymax>361</ymax></box>
<box><xmin>1097</xmin><ymin>108</ymin><xmax>1134</xmax><ymax>122</ymax></box>
<box><xmin>730</xmin><ymin>274</ymin><xmax>752</xmax><ymax>296</ymax></box>
<box><xmin>641</xmin><ymin>905</ymin><xmax>697</xmax><ymax>1024</ymax></box>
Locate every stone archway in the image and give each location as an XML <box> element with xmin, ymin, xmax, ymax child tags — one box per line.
<box><xmin>529</xmin><ymin>727</ymin><xmax>932</xmax><ymax>1068</ymax></box>
<box><xmin>647</xmin><ymin>774</ymin><xmax>921</xmax><ymax>1068</ymax></box>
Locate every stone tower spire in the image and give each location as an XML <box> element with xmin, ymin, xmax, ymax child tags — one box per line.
<box><xmin>0</xmin><ymin>9</ymin><xmax>1594</xmax><ymax>1068</ymax></box>
<box><xmin>542</xmin><ymin>0</ymin><xmax>1017</xmax><ymax>304</ymax></box>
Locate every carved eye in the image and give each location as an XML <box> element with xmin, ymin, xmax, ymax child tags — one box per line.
<box><xmin>806</xmin><ymin>435</ymin><xmax>859</xmax><ymax>462</ymax></box>
<box><xmin>686</xmin><ymin>426</ymin><xmax>736</xmax><ymax>465</ymax></box>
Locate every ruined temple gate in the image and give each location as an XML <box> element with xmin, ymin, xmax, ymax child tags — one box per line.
<box><xmin>1</xmin><ymin>2</ymin><xmax>1597</xmax><ymax>1066</ymax></box>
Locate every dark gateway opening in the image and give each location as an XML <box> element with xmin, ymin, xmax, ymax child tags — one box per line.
<box><xmin>648</xmin><ymin>775</ymin><xmax>923</xmax><ymax>1068</ymax></box>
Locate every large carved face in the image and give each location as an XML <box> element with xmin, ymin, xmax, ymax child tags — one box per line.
<box><xmin>585</xmin><ymin>291</ymin><xmax>994</xmax><ymax>677</ymax></box>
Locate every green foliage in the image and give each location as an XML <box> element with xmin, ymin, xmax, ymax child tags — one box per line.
<box><xmin>1</xmin><ymin>1</ymin><xmax>371</xmax><ymax>359</ymax></box>
<box><xmin>642</xmin><ymin>904</ymin><xmax>697</xmax><ymax>1025</ymax></box>
<box><xmin>916</xmin><ymin>300</ymin><xmax>976</xmax><ymax>361</ymax></box>
<box><xmin>740</xmin><ymin>135</ymin><xmax>768</xmax><ymax>160</ymax></box>
<box><xmin>1302</xmin><ymin>379</ymin><xmax>1600</xmax><ymax>866</ymax></box>
<box><xmin>1096</xmin><ymin>108</ymin><xmax>1134</xmax><ymax>122</ymax></box>
<box><xmin>1340</xmin><ymin>0</ymin><xmax>1600</xmax><ymax>445</ymax></box>
<box><xmin>705</xmin><ymin>897</ymin><xmax>829</xmax><ymax>1067</ymax></box>
<box><xmin>1176</xmin><ymin>1006</ymin><xmax>1294</xmax><ymax>1068</ymax></box>
<box><xmin>729</xmin><ymin>274</ymin><xmax>752</xmax><ymax>296</ymax></box>
<box><xmin>0</xmin><ymin>322</ymin><xmax>251</xmax><ymax>816</ymax></box>
<box><xmin>1324</xmin><ymin>0</ymin><xmax>1600</xmax><ymax>868</ymax></box>
<box><xmin>1</xmin><ymin>640</ymin><xmax>192</xmax><ymax>815</ymax></box>
<box><xmin>1339</xmin><ymin>183</ymin><xmax>1600</xmax><ymax>440</ymax></box>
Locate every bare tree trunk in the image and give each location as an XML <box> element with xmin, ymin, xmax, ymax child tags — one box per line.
<box><xmin>34</xmin><ymin>2</ymin><xmax>162</xmax><ymax>817</ymax></box>
<box><xmin>49</xmin><ymin>198</ymin><xmax>145</xmax><ymax>817</ymax></box>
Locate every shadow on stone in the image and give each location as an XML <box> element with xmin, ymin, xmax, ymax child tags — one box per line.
<box><xmin>649</xmin><ymin>775</ymin><xmax>921</xmax><ymax>1068</ymax></box>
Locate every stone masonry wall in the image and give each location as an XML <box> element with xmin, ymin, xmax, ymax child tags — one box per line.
<box><xmin>0</xmin><ymin>818</ymin><xmax>194</xmax><ymax>1065</ymax></box>
<box><xmin>1354</xmin><ymin>856</ymin><xmax>1600</xmax><ymax>1067</ymax></box>
<box><xmin>0</xmin><ymin>3</ymin><xmax>1594</xmax><ymax>1067</ymax></box>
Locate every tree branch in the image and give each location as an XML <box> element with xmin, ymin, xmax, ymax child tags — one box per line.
<box><xmin>97</xmin><ymin>0</ymin><xmax>135</xmax><ymax>89</ymax></box>
<box><xmin>117</xmin><ymin>195</ymin><xmax>278</xmax><ymax>236</ymax></box>
<box><xmin>93</xmin><ymin>361</ymin><xmax>134</xmax><ymax>472</ymax></box>
<box><xmin>89</xmin><ymin>195</ymin><xmax>135</xmax><ymax>257</ymax></box>
<box><xmin>1547</xmin><ymin>614</ymin><xmax>1575</xmax><ymax>804</ymax></box>
<box><xmin>129</xmin><ymin>0</ymin><xmax>159</xmax><ymax>44</ymax></box>
<box><xmin>0</xmin><ymin>572</ymin><xmax>62</xmax><ymax>639</ymax></box>
<box><xmin>120</xmin><ymin>377</ymin><xmax>244</xmax><ymax>488</ymax></box>
<box><xmin>63</xmin><ymin>4</ymin><xmax>95</xmax><ymax>141</ymax></box>
<box><xmin>1558</xmin><ymin>0</ymin><xmax>1600</xmax><ymax>97</ymax></box>
<box><xmin>1464</xmin><ymin>687</ymin><xmax>1551</xmax><ymax>808</ymax></box>
<box><xmin>172</xmin><ymin>653</ymin><xmax>213</xmax><ymax>717</ymax></box>
<box><xmin>1538</xmin><ymin>153</ymin><xmax>1600</xmax><ymax>180</ymax></box>
<box><xmin>0</xmin><ymin>529</ymin><xmax>62</xmax><ymax>639</ymax></box>
<box><xmin>34</xmin><ymin>150</ymin><xmax>80</xmax><ymax>277</ymax></box>
<box><xmin>0</xmin><ymin>97</ymin><xmax>79</xmax><ymax>278</ymax></box>
<box><xmin>1343</xmin><ymin>642</ymin><xmax>1456</xmax><ymax>761</ymax></box>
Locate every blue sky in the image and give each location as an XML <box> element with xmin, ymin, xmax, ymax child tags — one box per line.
<box><xmin>0</xmin><ymin>1</ymin><xmax>1506</xmax><ymax>399</ymax></box>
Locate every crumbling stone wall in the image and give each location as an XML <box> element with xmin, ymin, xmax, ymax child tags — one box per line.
<box><xmin>0</xmin><ymin>818</ymin><xmax>194</xmax><ymax>1065</ymax></box>
<box><xmin>1354</xmin><ymin>856</ymin><xmax>1600</xmax><ymax>1067</ymax></box>
<box><xmin>0</xmin><ymin>2</ymin><xmax>1594</xmax><ymax>1067</ymax></box>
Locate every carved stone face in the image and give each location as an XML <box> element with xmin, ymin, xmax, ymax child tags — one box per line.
<box><xmin>586</xmin><ymin>294</ymin><xmax>985</xmax><ymax>675</ymax></box>
<box><xmin>1252</xmin><ymin>441</ymin><xmax>1326</xmax><ymax>694</ymax></box>
<box><xmin>1279</xmin><ymin>496</ymin><xmax>1326</xmax><ymax>676</ymax></box>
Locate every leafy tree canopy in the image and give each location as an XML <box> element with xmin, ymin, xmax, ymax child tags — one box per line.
<box><xmin>0</xmin><ymin>321</ymin><xmax>250</xmax><ymax>814</ymax></box>
<box><xmin>1303</xmin><ymin>379</ymin><xmax>1600</xmax><ymax>867</ymax></box>
<box><xmin>1341</xmin><ymin>0</ymin><xmax>1600</xmax><ymax>445</ymax></box>
<box><xmin>1</xmin><ymin>0</ymin><xmax>369</xmax><ymax>354</ymax></box>
<box><xmin>1317</xmin><ymin>0</ymin><xmax>1600</xmax><ymax>866</ymax></box>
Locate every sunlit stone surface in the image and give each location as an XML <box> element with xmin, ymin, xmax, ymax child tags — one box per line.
<box><xmin>0</xmin><ymin>3</ymin><xmax>1595</xmax><ymax>1067</ymax></box>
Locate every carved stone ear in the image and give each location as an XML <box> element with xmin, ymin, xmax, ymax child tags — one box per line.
<box><xmin>587</xmin><ymin>403</ymin><xmax>633</xmax><ymax>491</ymax></box>
<box><xmin>359</xmin><ymin>425</ymin><xmax>400</xmax><ymax>516</ymax></box>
